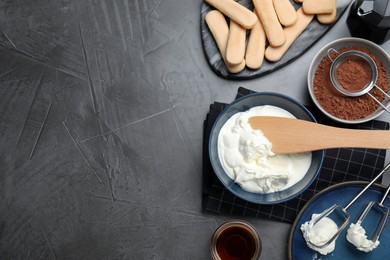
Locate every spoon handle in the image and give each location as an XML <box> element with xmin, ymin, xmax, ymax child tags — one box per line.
<box><xmin>248</xmin><ymin>116</ymin><xmax>390</xmax><ymax>154</ymax></box>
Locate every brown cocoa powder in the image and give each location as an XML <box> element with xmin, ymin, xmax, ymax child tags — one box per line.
<box><xmin>313</xmin><ymin>46</ymin><xmax>389</xmax><ymax>120</ymax></box>
<box><xmin>336</xmin><ymin>58</ymin><xmax>372</xmax><ymax>92</ymax></box>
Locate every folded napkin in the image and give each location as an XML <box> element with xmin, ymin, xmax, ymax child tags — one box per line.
<box><xmin>202</xmin><ymin>87</ymin><xmax>389</xmax><ymax>223</ymax></box>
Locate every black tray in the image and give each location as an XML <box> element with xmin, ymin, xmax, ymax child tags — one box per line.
<box><xmin>200</xmin><ymin>0</ymin><xmax>352</xmax><ymax>80</ymax></box>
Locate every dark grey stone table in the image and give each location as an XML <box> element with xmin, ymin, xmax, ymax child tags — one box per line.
<box><xmin>0</xmin><ymin>1</ymin><xmax>389</xmax><ymax>259</ymax></box>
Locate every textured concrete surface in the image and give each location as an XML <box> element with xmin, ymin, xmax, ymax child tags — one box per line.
<box><xmin>0</xmin><ymin>1</ymin><xmax>389</xmax><ymax>259</ymax></box>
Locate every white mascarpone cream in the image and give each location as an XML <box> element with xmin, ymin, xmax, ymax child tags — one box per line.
<box><xmin>346</xmin><ymin>221</ymin><xmax>380</xmax><ymax>252</ymax></box>
<box><xmin>217</xmin><ymin>105</ymin><xmax>312</xmax><ymax>193</ymax></box>
<box><xmin>300</xmin><ymin>213</ymin><xmax>338</xmax><ymax>255</ymax></box>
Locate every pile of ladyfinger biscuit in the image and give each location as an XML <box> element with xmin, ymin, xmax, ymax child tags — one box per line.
<box><xmin>205</xmin><ymin>0</ymin><xmax>337</xmax><ymax>73</ymax></box>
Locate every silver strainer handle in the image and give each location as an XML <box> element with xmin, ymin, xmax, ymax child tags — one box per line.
<box><xmin>367</xmin><ymin>85</ymin><xmax>390</xmax><ymax>114</ymax></box>
<box><xmin>326</xmin><ymin>48</ymin><xmax>339</xmax><ymax>62</ymax></box>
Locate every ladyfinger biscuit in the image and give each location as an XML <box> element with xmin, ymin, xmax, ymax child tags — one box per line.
<box><xmin>205</xmin><ymin>10</ymin><xmax>245</xmax><ymax>73</ymax></box>
<box><xmin>317</xmin><ymin>0</ymin><xmax>337</xmax><ymax>24</ymax></box>
<box><xmin>302</xmin><ymin>0</ymin><xmax>334</xmax><ymax>14</ymax></box>
<box><xmin>205</xmin><ymin>0</ymin><xmax>258</xmax><ymax>29</ymax></box>
<box><xmin>273</xmin><ymin>0</ymin><xmax>297</xmax><ymax>27</ymax></box>
<box><xmin>245</xmin><ymin>19</ymin><xmax>266</xmax><ymax>69</ymax></box>
<box><xmin>226</xmin><ymin>20</ymin><xmax>246</xmax><ymax>66</ymax></box>
<box><xmin>265</xmin><ymin>8</ymin><xmax>314</xmax><ymax>62</ymax></box>
<box><xmin>254</xmin><ymin>0</ymin><xmax>286</xmax><ymax>47</ymax></box>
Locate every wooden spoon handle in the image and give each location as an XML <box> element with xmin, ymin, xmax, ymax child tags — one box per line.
<box><xmin>248</xmin><ymin>116</ymin><xmax>390</xmax><ymax>154</ymax></box>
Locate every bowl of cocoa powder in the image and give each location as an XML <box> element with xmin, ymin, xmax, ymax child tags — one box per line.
<box><xmin>308</xmin><ymin>37</ymin><xmax>390</xmax><ymax>124</ymax></box>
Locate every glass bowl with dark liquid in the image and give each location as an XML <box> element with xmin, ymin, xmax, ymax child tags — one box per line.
<box><xmin>210</xmin><ymin>220</ymin><xmax>261</xmax><ymax>260</ymax></box>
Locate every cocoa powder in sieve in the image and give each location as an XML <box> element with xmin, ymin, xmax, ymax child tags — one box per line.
<box><xmin>313</xmin><ymin>46</ymin><xmax>389</xmax><ymax>120</ymax></box>
<box><xmin>336</xmin><ymin>57</ymin><xmax>372</xmax><ymax>92</ymax></box>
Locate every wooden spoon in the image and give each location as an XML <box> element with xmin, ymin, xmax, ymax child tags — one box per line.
<box><xmin>248</xmin><ymin>116</ymin><xmax>390</xmax><ymax>154</ymax></box>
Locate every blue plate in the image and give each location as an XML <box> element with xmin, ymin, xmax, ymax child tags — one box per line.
<box><xmin>289</xmin><ymin>181</ymin><xmax>390</xmax><ymax>259</ymax></box>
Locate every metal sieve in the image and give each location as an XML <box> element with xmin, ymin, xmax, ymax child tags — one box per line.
<box><xmin>327</xmin><ymin>48</ymin><xmax>390</xmax><ymax>114</ymax></box>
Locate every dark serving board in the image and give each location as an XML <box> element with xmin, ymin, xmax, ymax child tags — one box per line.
<box><xmin>200</xmin><ymin>0</ymin><xmax>352</xmax><ymax>80</ymax></box>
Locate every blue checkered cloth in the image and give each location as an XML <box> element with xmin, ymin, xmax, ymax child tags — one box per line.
<box><xmin>202</xmin><ymin>87</ymin><xmax>389</xmax><ymax>223</ymax></box>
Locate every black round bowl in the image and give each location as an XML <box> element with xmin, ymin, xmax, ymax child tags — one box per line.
<box><xmin>209</xmin><ymin>92</ymin><xmax>324</xmax><ymax>204</ymax></box>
